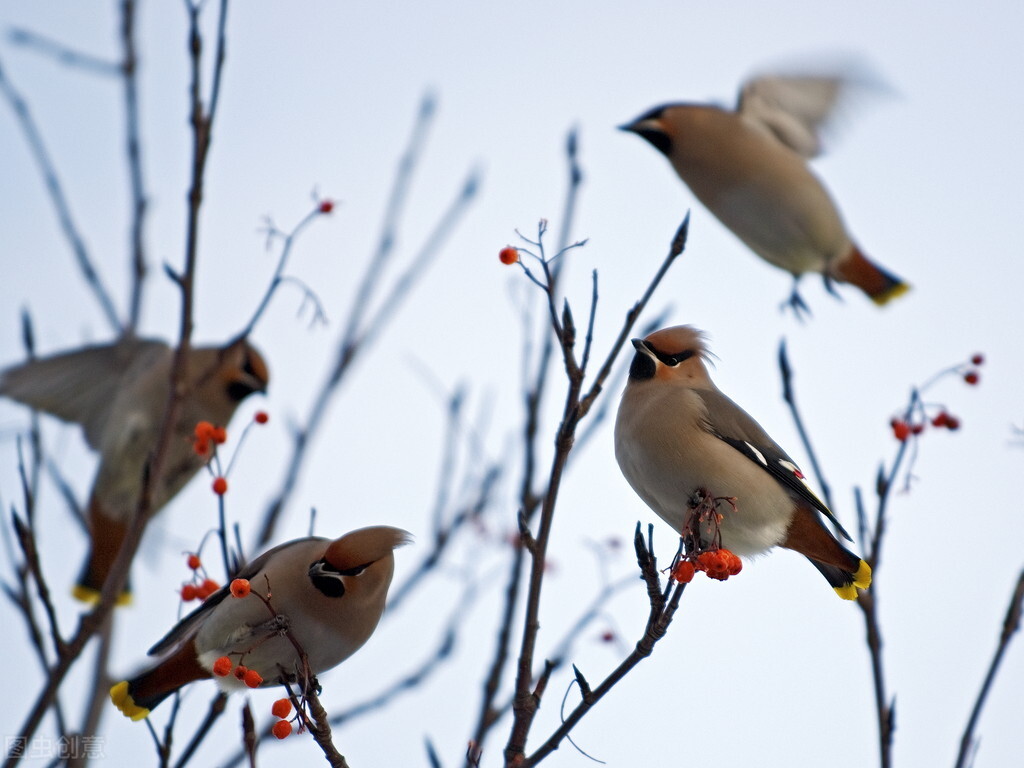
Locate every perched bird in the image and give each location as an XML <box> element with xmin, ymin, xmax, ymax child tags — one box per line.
<box><xmin>614</xmin><ymin>325</ymin><xmax>870</xmax><ymax>599</ymax></box>
<box><xmin>110</xmin><ymin>526</ymin><xmax>411</xmax><ymax>721</ymax></box>
<box><xmin>0</xmin><ymin>336</ymin><xmax>269</xmax><ymax>604</ymax></box>
<box><xmin>621</xmin><ymin>72</ymin><xmax>909</xmax><ymax>312</ymax></box>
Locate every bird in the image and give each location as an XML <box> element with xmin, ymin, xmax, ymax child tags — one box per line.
<box><xmin>0</xmin><ymin>336</ymin><xmax>269</xmax><ymax>605</ymax></box>
<box><xmin>620</xmin><ymin>71</ymin><xmax>909</xmax><ymax>314</ymax></box>
<box><xmin>614</xmin><ymin>325</ymin><xmax>871</xmax><ymax>599</ymax></box>
<box><xmin>109</xmin><ymin>526</ymin><xmax>411</xmax><ymax>721</ymax></box>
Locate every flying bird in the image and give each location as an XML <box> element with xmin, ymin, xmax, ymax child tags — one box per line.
<box><xmin>621</xmin><ymin>71</ymin><xmax>909</xmax><ymax>313</ymax></box>
<box><xmin>110</xmin><ymin>526</ymin><xmax>411</xmax><ymax>720</ymax></box>
<box><xmin>614</xmin><ymin>325</ymin><xmax>870</xmax><ymax>599</ymax></box>
<box><xmin>0</xmin><ymin>336</ymin><xmax>269</xmax><ymax>604</ymax></box>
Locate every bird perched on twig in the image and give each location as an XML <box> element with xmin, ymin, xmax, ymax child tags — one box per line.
<box><xmin>614</xmin><ymin>325</ymin><xmax>870</xmax><ymax>599</ymax></box>
<box><xmin>621</xmin><ymin>70</ymin><xmax>909</xmax><ymax>314</ymax></box>
<box><xmin>0</xmin><ymin>336</ymin><xmax>269</xmax><ymax>604</ymax></box>
<box><xmin>110</xmin><ymin>526</ymin><xmax>411</xmax><ymax>720</ymax></box>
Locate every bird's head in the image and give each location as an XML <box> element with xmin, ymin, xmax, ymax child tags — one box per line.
<box><xmin>308</xmin><ymin>526</ymin><xmax>412</xmax><ymax>599</ymax></box>
<box><xmin>620</xmin><ymin>105</ymin><xmax>674</xmax><ymax>156</ymax></box>
<box><xmin>219</xmin><ymin>339</ymin><xmax>270</xmax><ymax>403</ymax></box>
<box><xmin>628</xmin><ymin>325</ymin><xmax>714</xmax><ymax>386</ymax></box>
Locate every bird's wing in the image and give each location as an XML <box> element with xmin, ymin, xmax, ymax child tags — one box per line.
<box><xmin>147</xmin><ymin>538</ymin><xmax>326</xmax><ymax>656</ymax></box>
<box><xmin>737</xmin><ymin>74</ymin><xmax>846</xmax><ymax>158</ymax></box>
<box><xmin>0</xmin><ymin>337</ymin><xmax>169</xmax><ymax>449</ymax></box>
<box><xmin>695</xmin><ymin>388</ymin><xmax>852</xmax><ymax>541</ymax></box>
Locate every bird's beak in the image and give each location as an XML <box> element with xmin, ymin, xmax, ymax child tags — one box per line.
<box><xmin>631</xmin><ymin>338</ymin><xmax>647</xmax><ymax>352</ymax></box>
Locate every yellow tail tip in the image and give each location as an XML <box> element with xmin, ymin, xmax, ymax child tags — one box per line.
<box><xmin>72</xmin><ymin>584</ymin><xmax>132</xmax><ymax>607</ymax></box>
<box><xmin>853</xmin><ymin>560</ymin><xmax>872</xmax><ymax>589</ymax></box>
<box><xmin>871</xmin><ymin>282</ymin><xmax>911</xmax><ymax>306</ymax></box>
<box><xmin>833</xmin><ymin>583</ymin><xmax>859</xmax><ymax>600</ymax></box>
<box><xmin>110</xmin><ymin>681</ymin><xmax>149</xmax><ymax>721</ymax></box>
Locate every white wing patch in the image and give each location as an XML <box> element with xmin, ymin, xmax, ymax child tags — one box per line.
<box><xmin>743</xmin><ymin>441</ymin><xmax>768</xmax><ymax>466</ymax></box>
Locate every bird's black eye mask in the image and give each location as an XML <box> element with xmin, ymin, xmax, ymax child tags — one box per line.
<box><xmin>628</xmin><ymin>341</ymin><xmax>695</xmax><ymax>380</ymax></box>
<box><xmin>308</xmin><ymin>559</ymin><xmax>371</xmax><ymax>598</ymax></box>
<box><xmin>653</xmin><ymin>348</ymin><xmax>695</xmax><ymax>367</ymax></box>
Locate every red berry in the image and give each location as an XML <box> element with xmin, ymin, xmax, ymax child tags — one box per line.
<box><xmin>600</xmin><ymin>630</ymin><xmax>615</xmax><ymax>643</ymax></box>
<box><xmin>945</xmin><ymin>416</ymin><xmax>961</xmax><ymax>430</ymax></box>
<box><xmin>194</xmin><ymin>421</ymin><xmax>215</xmax><ymax>439</ymax></box>
<box><xmin>971</xmin><ymin>354</ymin><xmax>984</xmax><ymax>366</ymax></box>
<box><xmin>187</xmin><ymin>554</ymin><xmax>201</xmax><ymax>570</ymax></box>
<box><xmin>212</xmin><ymin>476</ymin><xmax>228</xmax><ymax>495</ymax></box>
<box><xmin>254</xmin><ymin>411</ymin><xmax>269</xmax><ymax>424</ymax></box>
<box><xmin>671</xmin><ymin>561</ymin><xmax>696</xmax><ymax>583</ymax></box>
<box><xmin>932</xmin><ymin>412</ymin><xmax>950</xmax><ymax>428</ymax></box>
<box><xmin>891</xmin><ymin>420</ymin><xmax>911</xmax><ymax>442</ymax></box>
<box><xmin>212</xmin><ymin>656</ymin><xmax>232</xmax><ymax>676</ymax></box>
<box><xmin>271</xmin><ymin>698</ymin><xmax>292</xmax><ymax>719</ymax></box>
<box><xmin>498</xmin><ymin>246</ymin><xmax>519</xmax><ymax>265</ymax></box>
<box><xmin>910</xmin><ymin>423</ymin><xmax>925</xmax><ymax>435</ymax></box>
<box><xmin>210</xmin><ymin>426</ymin><xmax>227</xmax><ymax>445</ymax></box>
<box><xmin>964</xmin><ymin>371</ymin><xmax>979</xmax><ymax>385</ymax></box>
<box><xmin>319</xmin><ymin>200</ymin><xmax>334</xmax><ymax>214</ymax></box>
<box><xmin>272</xmin><ymin>719</ymin><xmax>292</xmax><ymax>740</ymax></box>
<box><xmin>230</xmin><ymin>578</ymin><xmax>251</xmax><ymax>599</ymax></box>
<box><xmin>198</xmin><ymin>578</ymin><xmax>220</xmax><ymax>600</ymax></box>
<box><xmin>233</xmin><ymin>665</ymin><xmax>248</xmax><ymax>681</ymax></box>
<box><xmin>193</xmin><ymin>438</ymin><xmax>210</xmax><ymax>457</ymax></box>
<box><xmin>243</xmin><ymin>668</ymin><xmax>263</xmax><ymax>688</ymax></box>
<box><xmin>180</xmin><ymin>584</ymin><xmax>198</xmax><ymax>602</ymax></box>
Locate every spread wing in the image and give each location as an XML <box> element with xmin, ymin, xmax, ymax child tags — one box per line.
<box><xmin>0</xmin><ymin>337</ymin><xmax>169</xmax><ymax>449</ymax></box>
<box><xmin>695</xmin><ymin>388</ymin><xmax>852</xmax><ymax>541</ymax></box>
<box><xmin>737</xmin><ymin>74</ymin><xmax>847</xmax><ymax>158</ymax></box>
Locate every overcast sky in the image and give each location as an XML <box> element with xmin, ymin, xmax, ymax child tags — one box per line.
<box><xmin>1</xmin><ymin>2</ymin><xmax>1023</xmax><ymax>767</ymax></box>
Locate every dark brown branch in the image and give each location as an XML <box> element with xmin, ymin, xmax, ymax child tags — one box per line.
<box><xmin>954</xmin><ymin>568</ymin><xmax>1024</xmax><ymax>768</ymax></box>
<box><xmin>522</xmin><ymin>526</ymin><xmax>686</xmax><ymax>766</ymax></box>
<box><xmin>119</xmin><ymin>0</ymin><xmax>149</xmax><ymax>333</ymax></box>
<box><xmin>172</xmin><ymin>693</ymin><xmax>228</xmax><ymax>768</ymax></box>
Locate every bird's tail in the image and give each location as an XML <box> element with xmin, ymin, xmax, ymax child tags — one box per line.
<box><xmin>72</xmin><ymin>499</ymin><xmax>132</xmax><ymax>607</ymax></box>
<box><xmin>807</xmin><ymin>556</ymin><xmax>872</xmax><ymax>601</ymax></box>
<box><xmin>832</xmin><ymin>246</ymin><xmax>910</xmax><ymax>306</ymax></box>
<box><xmin>110</xmin><ymin>641</ymin><xmax>210</xmax><ymax>721</ymax></box>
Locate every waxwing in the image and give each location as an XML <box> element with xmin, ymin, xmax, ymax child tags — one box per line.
<box><xmin>111</xmin><ymin>526</ymin><xmax>412</xmax><ymax>720</ymax></box>
<box><xmin>621</xmin><ymin>72</ymin><xmax>909</xmax><ymax>311</ymax></box>
<box><xmin>614</xmin><ymin>325</ymin><xmax>870</xmax><ymax>598</ymax></box>
<box><xmin>0</xmin><ymin>336</ymin><xmax>269</xmax><ymax>604</ymax></box>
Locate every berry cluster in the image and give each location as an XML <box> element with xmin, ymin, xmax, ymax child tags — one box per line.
<box><xmin>670</xmin><ymin>547</ymin><xmax>743</xmax><ymax>584</ymax></box>
<box><xmin>193</xmin><ymin>421</ymin><xmax>227</xmax><ymax>458</ymax></box>
<box><xmin>889</xmin><ymin>353</ymin><xmax>982</xmax><ymax>442</ymax></box>
<box><xmin>271</xmin><ymin>698</ymin><xmax>293</xmax><ymax>739</ymax></box>
<box><xmin>179</xmin><ymin>554</ymin><xmax>221</xmax><ymax>602</ymax></box>
<box><xmin>211</xmin><ymin>655</ymin><xmax>263</xmax><ymax>688</ymax></box>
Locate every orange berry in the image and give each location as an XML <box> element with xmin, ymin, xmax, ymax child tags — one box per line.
<box><xmin>671</xmin><ymin>561</ymin><xmax>695</xmax><ymax>583</ymax></box>
<box><xmin>212</xmin><ymin>476</ymin><xmax>228</xmax><ymax>495</ymax></box>
<box><xmin>498</xmin><ymin>246</ymin><xmax>519</xmax><ymax>265</ymax></box>
<box><xmin>271</xmin><ymin>698</ymin><xmax>292</xmax><ymax>719</ymax></box>
<box><xmin>198</xmin><ymin>578</ymin><xmax>220</xmax><ymax>600</ymax></box>
<box><xmin>194</xmin><ymin>421</ymin><xmax>215</xmax><ymax>440</ymax></box>
<box><xmin>187</xmin><ymin>554</ymin><xmax>201</xmax><ymax>570</ymax></box>
<box><xmin>971</xmin><ymin>354</ymin><xmax>984</xmax><ymax>366</ymax></box>
<box><xmin>319</xmin><ymin>200</ymin><xmax>334</xmax><ymax>214</ymax></box>
<box><xmin>891</xmin><ymin>420</ymin><xmax>910</xmax><ymax>442</ymax></box>
<box><xmin>254</xmin><ymin>411</ymin><xmax>269</xmax><ymax>424</ymax></box>
<box><xmin>211</xmin><ymin>426</ymin><xmax>228</xmax><ymax>444</ymax></box>
<box><xmin>193</xmin><ymin>438</ymin><xmax>210</xmax><ymax>457</ymax></box>
<box><xmin>212</xmin><ymin>656</ymin><xmax>232</xmax><ymax>676</ymax></box>
<box><xmin>230</xmin><ymin>578</ymin><xmax>251</xmax><ymax>599</ymax></box>
<box><xmin>272</xmin><ymin>719</ymin><xmax>292</xmax><ymax>740</ymax></box>
<box><xmin>963</xmin><ymin>371</ymin><xmax>979</xmax><ymax>386</ymax></box>
<box><xmin>233</xmin><ymin>664</ymin><xmax>248</xmax><ymax>681</ymax></box>
<box><xmin>180</xmin><ymin>583</ymin><xmax>198</xmax><ymax>602</ymax></box>
<box><xmin>243</xmin><ymin>668</ymin><xmax>263</xmax><ymax>688</ymax></box>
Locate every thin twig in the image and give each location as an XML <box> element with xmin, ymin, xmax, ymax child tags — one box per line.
<box><xmin>954</xmin><ymin>568</ymin><xmax>1024</xmax><ymax>768</ymax></box>
<box><xmin>0</xmin><ymin>56</ymin><xmax>121</xmax><ymax>332</ymax></box>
